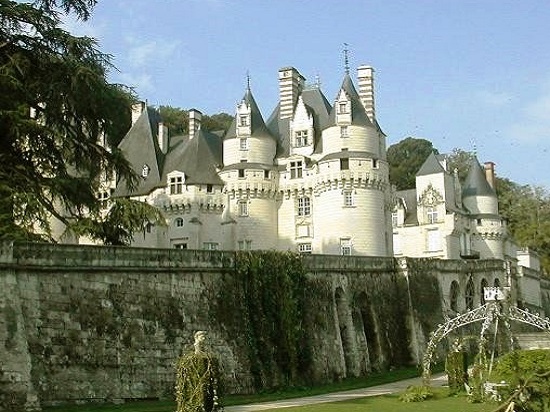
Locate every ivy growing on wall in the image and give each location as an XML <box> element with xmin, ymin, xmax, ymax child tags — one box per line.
<box><xmin>211</xmin><ymin>251</ymin><xmax>311</xmax><ymax>390</ymax></box>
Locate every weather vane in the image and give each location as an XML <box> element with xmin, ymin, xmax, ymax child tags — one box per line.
<box><xmin>343</xmin><ymin>43</ymin><xmax>350</xmax><ymax>75</ymax></box>
<box><xmin>246</xmin><ymin>70</ymin><xmax>251</xmax><ymax>91</ymax></box>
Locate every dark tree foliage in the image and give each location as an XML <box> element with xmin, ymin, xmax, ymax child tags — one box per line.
<box><xmin>446</xmin><ymin>148</ymin><xmax>475</xmax><ymax>184</ymax></box>
<box><xmin>157</xmin><ymin>105</ymin><xmax>233</xmax><ymax>136</ymax></box>
<box><xmin>0</xmin><ymin>0</ymin><xmax>160</xmax><ymax>243</ymax></box>
<box><xmin>387</xmin><ymin>137</ymin><xmax>439</xmax><ymax>190</ymax></box>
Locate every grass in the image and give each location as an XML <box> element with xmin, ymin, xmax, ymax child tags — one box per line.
<box><xmin>258</xmin><ymin>389</ymin><xmax>498</xmax><ymax>412</ymax></box>
<box><xmin>44</xmin><ymin>365</ymin><xmax>446</xmax><ymax>412</ymax></box>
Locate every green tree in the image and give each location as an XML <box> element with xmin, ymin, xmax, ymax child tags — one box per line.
<box><xmin>157</xmin><ymin>105</ymin><xmax>233</xmax><ymax>136</ymax></box>
<box><xmin>387</xmin><ymin>137</ymin><xmax>439</xmax><ymax>190</ymax></box>
<box><xmin>0</xmin><ymin>0</ymin><xmax>159</xmax><ymax>244</ymax></box>
<box><xmin>446</xmin><ymin>148</ymin><xmax>475</xmax><ymax>184</ymax></box>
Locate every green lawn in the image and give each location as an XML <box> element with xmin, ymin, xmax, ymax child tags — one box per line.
<box><xmin>257</xmin><ymin>390</ymin><xmax>498</xmax><ymax>412</ymax></box>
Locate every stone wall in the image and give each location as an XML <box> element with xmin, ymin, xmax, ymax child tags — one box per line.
<box><xmin>0</xmin><ymin>242</ymin><xmax>523</xmax><ymax>411</ymax></box>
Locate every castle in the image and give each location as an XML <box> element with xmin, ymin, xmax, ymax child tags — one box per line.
<box><xmin>111</xmin><ymin>65</ymin><xmax>393</xmax><ymax>255</ymax></box>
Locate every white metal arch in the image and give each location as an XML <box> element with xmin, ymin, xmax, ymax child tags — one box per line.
<box><xmin>422</xmin><ymin>301</ymin><xmax>550</xmax><ymax>384</ymax></box>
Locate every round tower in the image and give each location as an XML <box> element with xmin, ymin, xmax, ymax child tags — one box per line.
<box><xmin>313</xmin><ymin>71</ymin><xmax>391</xmax><ymax>256</ymax></box>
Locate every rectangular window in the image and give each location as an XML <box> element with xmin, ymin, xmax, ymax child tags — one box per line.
<box><xmin>238</xmin><ymin>240</ymin><xmax>253</xmax><ymax>251</ymax></box>
<box><xmin>206</xmin><ymin>184</ymin><xmax>213</xmax><ymax>193</ymax></box>
<box><xmin>392</xmin><ymin>212</ymin><xmax>398</xmax><ymax>227</ymax></box>
<box><xmin>238</xmin><ymin>169</ymin><xmax>245</xmax><ymax>178</ymax></box>
<box><xmin>343</xmin><ymin>191</ymin><xmax>354</xmax><ymax>207</ymax></box>
<box><xmin>264</xmin><ymin>170</ymin><xmax>270</xmax><ymax>179</ymax></box>
<box><xmin>240</xmin><ymin>138</ymin><xmax>248</xmax><ymax>150</ymax></box>
<box><xmin>298</xmin><ymin>243</ymin><xmax>312</xmax><ymax>254</ymax></box>
<box><xmin>239</xmin><ymin>200</ymin><xmax>249</xmax><ymax>216</ymax></box>
<box><xmin>427</xmin><ymin>207</ymin><xmax>438</xmax><ymax>224</ymax></box>
<box><xmin>340</xmin><ymin>158</ymin><xmax>349</xmax><ymax>170</ymax></box>
<box><xmin>341</xmin><ymin>126</ymin><xmax>348</xmax><ymax>138</ymax></box>
<box><xmin>427</xmin><ymin>229</ymin><xmax>440</xmax><ymax>252</ymax></box>
<box><xmin>393</xmin><ymin>233</ymin><xmax>402</xmax><ymax>255</ymax></box>
<box><xmin>372</xmin><ymin>159</ymin><xmax>379</xmax><ymax>169</ymax></box>
<box><xmin>174</xmin><ymin>243</ymin><xmax>188</xmax><ymax>250</ymax></box>
<box><xmin>338</xmin><ymin>102</ymin><xmax>348</xmax><ymax>114</ymax></box>
<box><xmin>297</xmin><ymin>197</ymin><xmax>311</xmax><ymax>216</ymax></box>
<box><xmin>169</xmin><ymin>176</ymin><xmax>184</xmax><ymax>194</ymax></box>
<box><xmin>239</xmin><ymin>115</ymin><xmax>248</xmax><ymax>126</ymax></box>
<box><xmin>290</xmin><ymin>161</ymin><xmax>303</xmax><ymax>179</ymax></box>
<box><xmin>203</xmin><ymin>242</ymin><xmax>219</xmax><ymax>251</ymax></box>
<box><xmin>295</xmin><ymin>130</ymin><xmax>309</xmax><ymax>147</ymax></box>
<box><xmin>341</xmin><ymin>238</ymin><xmax>352</xmax><ymax>256</ymax></box>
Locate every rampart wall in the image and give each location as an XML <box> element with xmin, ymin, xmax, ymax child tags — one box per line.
<box><xmin>0</xmin><ymin>242</ymin><xmax>520</xmax><ymax>411</ymax></box>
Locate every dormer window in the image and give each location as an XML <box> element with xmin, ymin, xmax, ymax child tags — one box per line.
<box><xmin>141</xmin><ymin>164</ymin><xmax>150</xmax><ymax>178</ymax></box>
<box><xmin>294</xmin><ymin>130</ymin><xmax>309</xmax><ymax>147</ymax></box>
<box><xmin>427</xmin><ymin>207</ymin><xmax>438</xmax><ymax>224</ymax></box>
<box><xmin>239</xmin><ymin>115</ymin><xmax>249</xmax><ymax>127</ymax></box>
<box><xmin>289</xmin><ymin>160</ymin><xmax>303</xmax><ymax>179</ymax></box>
<box><xmin>168</xmin><ymin>172</ymin><xmax>185</xmax><ymax>194</ymax></box>
<box><xmin>338</xmin><ymin>102</ymin><xmax>349</xmax><ymax>114</ymax></box>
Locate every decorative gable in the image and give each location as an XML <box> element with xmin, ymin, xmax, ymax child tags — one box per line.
<box><xmin>335</xmin><ymin>89</ymin><xmax>351</xmax><ymax>125</ymax></box>
<box><xmin>289</xmin><ymin>96</ymin><xmax>314</xmax><ymax>155</ymax></box>
<box><xmin>419</xmin><ymin>184</ymin><xmax>444</xmax><ymax>207</ymax></box>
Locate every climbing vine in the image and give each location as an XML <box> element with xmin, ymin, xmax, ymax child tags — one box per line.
<box><xmin>211</xmin><ymin>250</ymin><xmax>311</xmax><ymax>390</ymax></box>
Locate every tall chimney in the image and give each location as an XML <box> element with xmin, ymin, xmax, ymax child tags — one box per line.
<box><xmin>278</xmin><ymin>67</ymin><xmax>305</xmax><ymax>120</ymax></box>
<box><xmin>189</xmin><ymin>109</ymin><xmax>202</xmax><ymax>140</ymax></box>
<box><xmin>484</xmin><ymin>161</ymin><xmax>496</xmax><ymax>190</ymax></box>
<box><xmin>158</xmin><ymin>122</ymin><xmax>168</xmax><ymax>153</ymax></box>
<box><xmin>131</xmin><ymin>101</ymin><xmax>146</xmax><ymax>125</ymax></box>
<box><xmin>357</xmin><ymin>66</ymin><xmax>375</xmax><ymax>122</ymax></box>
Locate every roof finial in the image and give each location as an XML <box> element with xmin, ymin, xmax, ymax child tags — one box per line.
<box><xmin>246</xmin><ymin>70</ymin><xmax>251</xmax><ymax>91</ymax></box>
<box><xmin>343</xmin><ymin>43</ymin><xmax>350</xmax><ymax>75</ymax></box>
<box><xmin>315</xmin><ymin>72</ymin><xmax>321</xmax><ymax>89</ymax></box>
<box><xmin>471</xmin><ymin>138</ymin><xmax>478</xmax><ymax>156</ymax></box>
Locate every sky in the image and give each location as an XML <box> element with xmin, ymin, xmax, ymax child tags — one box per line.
<box><xmin>64</xmin><ymin>0</ymin><xmax>550</xmax><ymax>189</ymax></box>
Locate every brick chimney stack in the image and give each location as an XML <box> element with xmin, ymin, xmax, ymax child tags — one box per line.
<box><xmin>484</xmin><ymin>161</ymin><xmax>496</xmax><ymax>190</ymax></box>
<box><xmin>278</xmin><ymin>67</ymin><xmax>305</xmax><ymax>120</ymax></box>
<box><xmin>189</xmin><ymin>109</ymin><xmax>202</xmax><ymax>140</ymax></box>
<box><xmin>357</xmin><ymin>66</ymin><xmax>375</xmax><ymax>122</ymax></box>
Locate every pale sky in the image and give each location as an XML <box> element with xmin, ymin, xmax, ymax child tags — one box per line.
<box><xmin>66</xmin><ymin>0</ymin><xmax>550</xmax><ymax>189</ymax></box>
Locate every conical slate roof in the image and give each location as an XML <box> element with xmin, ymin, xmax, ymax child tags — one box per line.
<box><xmin>462</xmin><ymin>157</ymin><xmax>497</xmax><ymax>198</ymax></box>
<box><xmin>329</xmin><ymin>73</ymin><xmax>373</xmax><ymax>128</ymax></box>
<box><xmin>416</xmin><ymin>152</ymin><xmax>447</xmax><ymax>176</ymax></box>
<box><xmin>114</xmin><ymin>107</ymin><xmax>164</xmax><ymax>196</ymax></box>
<box><xmin>225</xmin><ymin>88</ymin><xmax>276</xmax><ymax>142</ymax></box>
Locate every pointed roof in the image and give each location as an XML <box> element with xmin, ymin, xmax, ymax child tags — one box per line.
<box><xmin>329</xmin><ymin>74</ymin><xmax>373</xmax><ymax>128</ymax></box>
<box><xmin>462</xmin><ymin>157</ymin><xmax>497</xmax><ymax>198</ymax></box>
<box><xmin>416</xmin><ymin>152</ymin><xmax>447</xmax><ymax>176</ymax></box>
<box><xmin>114</xmin><ymin>107</ymin><xmax>164</xmax><ymax>196</ymax></box>
<box><xmin>225</xmin><ymin>88</ymin><xmax>276</xmax><ymax>142</ymax></box>
<box><xmin>162</xmin><ymin>129</ymin><xmax>223</xmax><ymax>185</ymax></box>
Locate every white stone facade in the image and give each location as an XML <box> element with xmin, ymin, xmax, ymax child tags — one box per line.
<box><xmin>114</xmin><ymin>64</ymin><xmax>392</xmax><ymax>257</ymax></box>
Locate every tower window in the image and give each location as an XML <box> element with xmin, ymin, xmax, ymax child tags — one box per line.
<box><xmin>297</xmin><ymin>196</ymin><xmax>311</xmax><ymax>216</ymax></box>
<box><xmin>343</xmin><ymin>190</ymin><xmax>354</xmax><ymax>207</ymax></box>
<box><xmin>340</xmin><ymin>238</ymin><xmax>352</xmax><ymax>256</ymax></box>
<box><xmin>175</xmin><ymin>217</ymin><xmax>184</xmax><ymax>228</ymax></box>
<box><xmin>427</xmin><ymin>207</ymin><xmax>438</xmax><ymax>224</ymax></box>
<box><xmin>341</xmin><ymin>126</ymin><xmax>348</xmax><ymax>138</ymax></box>
<box><xmin>264</xmin><ymin>170</ymin><xmax>270</xmax><ymax>179</ymax></box>
<box><xmin>239</xmin><ymin>115</ymin><xmax>249</xmax><ymax>126</ymax></box>
<box><xmin>338</xmin><ymin>102</ymin><xmax>349</xmax><ymax>114</ymax></box>
<box><xmin>238</xmin><ymin>169</ymin><xmax>245</xmax><ymax>178</ymax></box>
<box><xmin>240</xmin><ymin>138</ymin><xmax>248</xmax><ymax>150</ymax></box>
<box><xmin>289</xmin><ymin>161</ymin><xmax>303</xmax><ymax>179</ymax></box>
<box><xmin>295</xmin><ymin>130</ymin><xmax>309</xmax><ymax>147</ymax></box>
<box><xmin>372</xmin><ymin>159</ymin><xmax>379</xmax><ymax>169</ymax></box>
<box><xmin>238</xmin><ymin>200</ymin><xmax>249</xmax><ymax>216</ymax></box>
<box><xmin>169</xmin><ymin>176</ymin><xmax>184</xmax><ymax>194</ymax></box>
<box><xmin>206</xmin><ymin>184</ymin><xmax>213</xmax><ymax>193</ymax></box>
<box><xmin>340</xmin><ymin>158</ymin><xmax>349</xmax><ymax>170</ymax></box>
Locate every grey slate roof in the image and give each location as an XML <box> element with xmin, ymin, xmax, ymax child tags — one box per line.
<box><xmin>114</xmin><ymin>107</ymin><xmax>164</xmax><ymax>197</ymax></box>
<box><xmin>225</xmin><ymin>89</ymin><xmax>276</xmax><ymax>142</ymax></box>
<box><xmin>162</xmin><ymin>129</ymin><xmax>223</xmax><ymax>185</ymax></box>
<box><xmin>329</xmin><ymin>74</ymin><xmax>374</xmax><ymax>128</ymax></box>
<box><xmin>416</xmin><ymin>152</ymin><xmax>447</xmax><ymax>176</ymax></box>
<box><xmin>396</xmin><ymin>188</ymin><xmax>419</xmax><ymax>225</ymax></box>
<box><xmin>462</xmin><ymin>157</ymin><xmax>497</xmax><ymax>198</ymax></box>
<box><xmin>266</xmin><ymin>86</ymin><xmax>332</xmax><ymax>158</ymax></box>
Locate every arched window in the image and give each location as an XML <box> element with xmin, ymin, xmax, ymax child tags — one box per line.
<box><xmin>174</xmin><ymin>217</ymin><xmax>184</xmax><ymax>228</ymax></box>
<box><xmin>480</xmin><ymin>278</ymin><xmax>488</xmax><ymax>305</ymax></box>
<box><xmin>465</xmin><ymin>277</ymin><xmax>475</xmax><ymax>311</ymax></box>
<box><xmin>450</xmin><ymin>281</ymin><xmax>459</xmax><ymax>312</ymax></box>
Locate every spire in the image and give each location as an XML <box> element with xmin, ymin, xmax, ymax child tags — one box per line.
<box><xmin>246</xmin><ymin>70</ymin><xmax>251</xmax><ymax>91</ymax></box>
<box><xmin>343</xmin><ymin>43</ymin><xmax>350</xmax><ymax>75</ymax></box>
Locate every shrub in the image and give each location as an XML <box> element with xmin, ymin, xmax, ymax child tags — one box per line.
<box><xmin>399</xmin><ymin>385</ymin><xmax>434</xmax><ymax>402</ymax></box>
